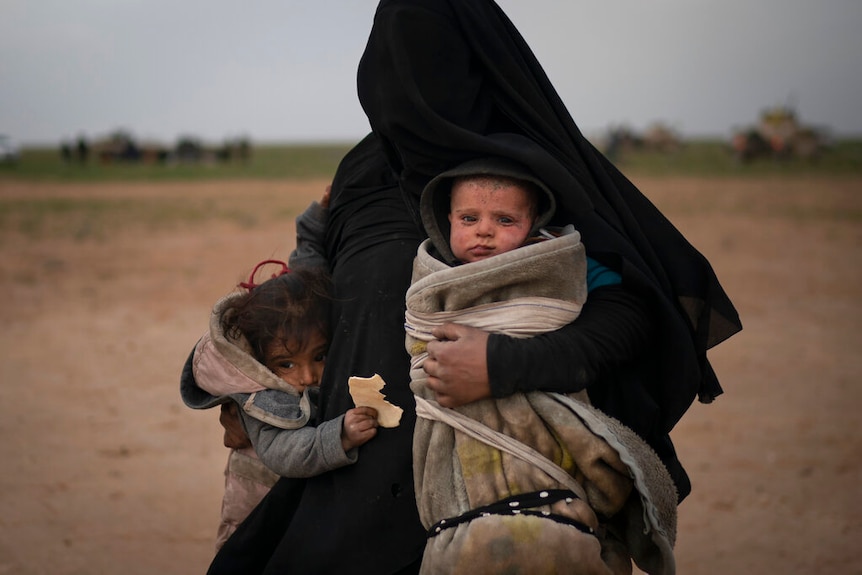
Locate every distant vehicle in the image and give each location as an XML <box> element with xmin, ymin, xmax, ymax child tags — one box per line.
<box><xmin>0</xmin><ymin>134</ymin><xmax>20</xmax><ymax>164</ymax></box>
<box><xmin>642</xmin><ymin>123</ymin><xmax>681</xmax><ymax>153</ymax></box>
<box><xmin>92</xmin><ymin>130</ymin><xmax>168</xmax><ymax>164</ymax></box>
<box><xmin>731</xmin><ymin>106</ymin><xmax>827</xmax><ymax>163</ymax></box>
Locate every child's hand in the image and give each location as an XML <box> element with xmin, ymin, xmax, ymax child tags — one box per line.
<box><xmin>320</xmin><ymin>184</ymin><xmax>332</xmax><ymax>209</ymax></box>
<box><xmin>341</xmin><ymin>406</ymin><xmax>378</xmax><ymax>451</ymax></box>
<box><xmin>219</xmin><ymin>403</ymin><xmax>252</xmax><ymax>449</ymax></box>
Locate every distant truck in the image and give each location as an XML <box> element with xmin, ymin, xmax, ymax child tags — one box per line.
<box><xmin>79</xmin><ymin>130</ymin><xmax>251</xmax><ymax>165</ymax></box>
<box><xmin>731</xmin><ymin>106</ymin><xmax>827</xmax><ymax>163</ymax></box>
<box><xmin>92</xmin><ymin>130</ymin><xmax>168</xmax><ymax>164</ymax></box>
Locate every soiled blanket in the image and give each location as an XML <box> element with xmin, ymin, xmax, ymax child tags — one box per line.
<box><xmin>406</xmin><ymin>233</ymin><xmax>678</xmax><ymax>575</ymax></box>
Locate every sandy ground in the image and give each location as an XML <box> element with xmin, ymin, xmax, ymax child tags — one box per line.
<box><xmin>0</xmin><ymin>175</ymin><xmax>859</xmax><ymax>574</ymax></box>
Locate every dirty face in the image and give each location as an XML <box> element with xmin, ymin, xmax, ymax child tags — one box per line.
<box><xmin>264</xmin><ymin>330</ymin><xmax>327</xmax><ymax>392</ymax></box>
<box><xmin>448</xmin><ymin>177</ymin><xmax>536</xmax><ymax>263</ymax></box>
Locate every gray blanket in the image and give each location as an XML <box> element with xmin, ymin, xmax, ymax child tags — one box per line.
<box><xmin>406</xmin><ymin>233</ymin><xmax>677</xmax><ymax>575</ymax></box>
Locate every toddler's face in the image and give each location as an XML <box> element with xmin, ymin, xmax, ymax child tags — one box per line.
<box><xmin>265</xmin><ymin>331</ymin><xmax>327</xmax><ymax>392</ymax></box>
<box><xmin>448</xmin><ymin>179</ymin><xmax>535</xmax><ymax>263</ymax></box>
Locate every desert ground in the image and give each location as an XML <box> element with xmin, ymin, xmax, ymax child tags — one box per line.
<box><xmin>0</xmin><ymin>174</ymin><xmax>859</xmax><ymax>574</ymax></box>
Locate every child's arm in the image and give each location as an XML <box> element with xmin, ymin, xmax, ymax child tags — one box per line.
<box><xmin>238</xmin><ymin>405</ymin><xmax>377</xmax><ymax>479</ymax></box>
<box><xmin>288</xmin><ymin>185</ymin><xmax>330</xmax><ymax>270</ymax></box>
<box><xmin>219</xmin><ymin>403</ymin><xmax>252</xmax><ymax>449</ymax></box>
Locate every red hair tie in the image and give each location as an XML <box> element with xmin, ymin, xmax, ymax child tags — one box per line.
<box><xmin>238</xmin><ymin>259</ymin><xmax>290</xmax><ymax>290</ymax></box>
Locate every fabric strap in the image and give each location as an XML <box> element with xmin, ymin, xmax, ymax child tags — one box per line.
<box><xmin>414</xmin><ymin>395</ymin><xmax>588</xmax><ymax>502</ymax></box>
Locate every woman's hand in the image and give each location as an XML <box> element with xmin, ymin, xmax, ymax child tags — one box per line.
<box><xmin>424</xmin><ymin>323</ymin><xmax>491</xmax><ymax>408</ymax></box>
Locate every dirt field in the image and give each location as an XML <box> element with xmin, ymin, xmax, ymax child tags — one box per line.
<box><xmin>0</xmin><ymin>175</ymin><xmax>859</xmax><ymax>574</ymax></box>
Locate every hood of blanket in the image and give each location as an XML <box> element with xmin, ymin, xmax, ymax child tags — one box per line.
<box><xmin>420</xmin><ymin>157</ymin><xmax>557</xmax><ymax>265</ymax></box>
<box><xmin>180</xmin><ymin>292</ymin><xmax>314</xmax><ymax>429</ymax></box>
<box><xmin>180</xmin><ymin>342</ymin><xmax>315</xmax><ymax>429</ymax></box>
<box><xmin>183</xmin><ymin>292</ymin><xmax>303</xmax><ymax>406</ymax></box>
<box><xmin>210</xmin><ymin>292</ymin><xmax>300</xmax><ymax>392</ymax></box>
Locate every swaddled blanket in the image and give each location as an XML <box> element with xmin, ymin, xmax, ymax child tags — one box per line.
<box><xmin>406</xmin><ymin>232</ymin><xmax>678</xmax><ymax>575</ymax></box>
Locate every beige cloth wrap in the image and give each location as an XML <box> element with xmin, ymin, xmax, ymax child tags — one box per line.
<box><xmin>405</xmin><ymin>234</ymin><xmax>678</xmax><ymax>575</ymax></box>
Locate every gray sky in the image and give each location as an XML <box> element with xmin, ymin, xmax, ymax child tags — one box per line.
<box><xmin>2</xmin><ymin>0</ymin><xmax>860</xmax><ymax>146</ymax></box>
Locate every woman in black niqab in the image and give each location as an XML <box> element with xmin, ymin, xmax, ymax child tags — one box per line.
<box><xmin>357</xmin><ymin>0</ymin><xmax>741</xmax><ymax>499</ymax></box>
<box><xmin>208</xmin><ymin>1</ymin><xmax>740</xmax><ymax>573</ymax></box>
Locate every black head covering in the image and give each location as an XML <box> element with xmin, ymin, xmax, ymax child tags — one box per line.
<box><xmin>357</xmin><ymin>0</ymin><xmax>742</xmax><ymax>435</ymax></box>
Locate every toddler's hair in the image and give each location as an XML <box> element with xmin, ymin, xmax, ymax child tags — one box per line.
<box><xmin>220</xmin><ymin>266</ymin><xmax>332</xmax><ymax>364</ymax></box>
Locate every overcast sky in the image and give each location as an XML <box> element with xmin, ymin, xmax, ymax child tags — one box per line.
<box><xmin>2</xmin><ymin>0</ymin><xmax>860</xmax><ymax>146</ymax></box>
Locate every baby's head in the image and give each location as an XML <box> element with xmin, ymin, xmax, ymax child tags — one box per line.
<box><xmin>448</xmin><ymin>174</ymin><xmax>540</xmax><ymax>263</ymax></box>
<box><xmin>420</xmin><ymin>157</ymin><xmax>556</xmax><ymax>264</ymax></box>
<box><xmin>222</xmin><ymin>265</ymin><xmax>332</xmax><ymax>392</ymax></box>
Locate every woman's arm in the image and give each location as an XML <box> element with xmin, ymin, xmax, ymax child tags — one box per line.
<box><xmin>424</xmin><ymin>284</ymin><xmax>653</xmax><ymax>407</ymax></box>
<box><xmin>488</xmin><ymin>283</ymin><xmax>653</xmax><ymax>397</ymax></box>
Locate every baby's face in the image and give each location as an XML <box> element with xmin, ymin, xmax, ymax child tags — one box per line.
<box><xmin>264</xmin><ymin>331</ymin><xmax>327</xmax><ymax>392</ymax></box>
<box><xmin>448</xmin><ymin>179</ymin><xmax>534</xmax><ymax>263</ymax></box>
